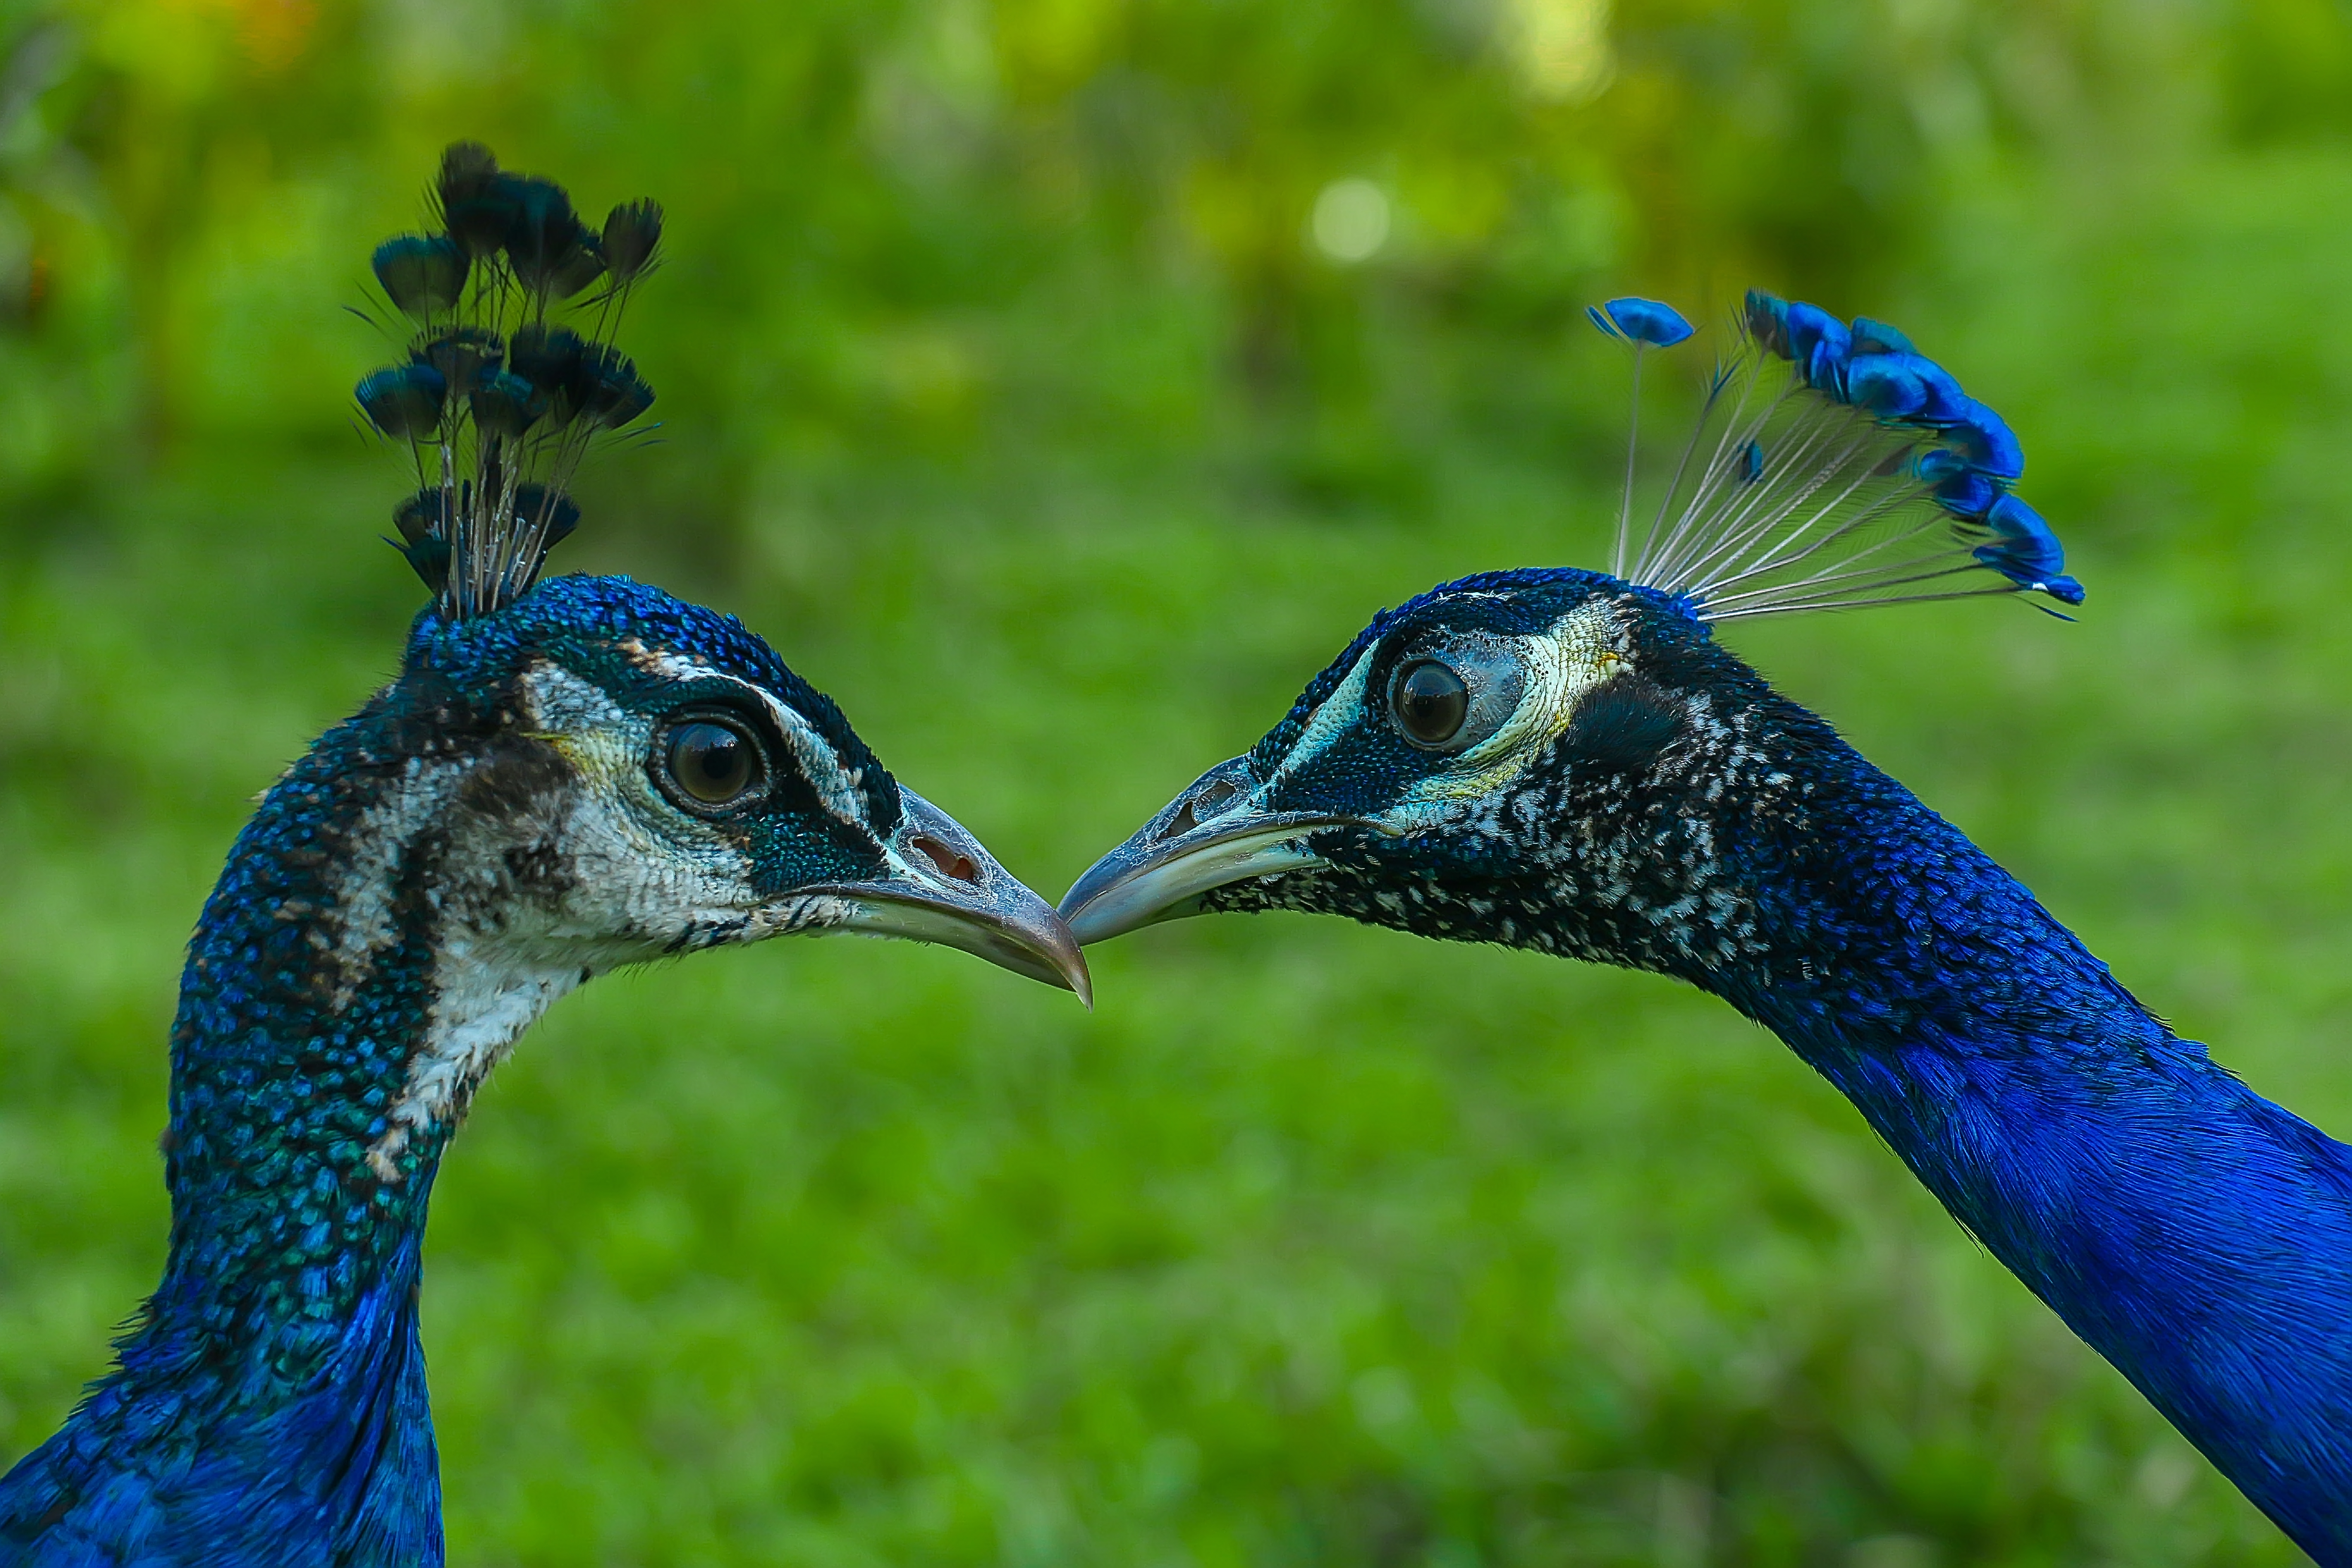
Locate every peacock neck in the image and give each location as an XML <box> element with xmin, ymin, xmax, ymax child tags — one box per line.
<box><xmin>0</xmin><ymin>689</ymin><xmax>581</xmax><ymax>1566</ymax></box>
<box><xmin>1664</xmin><ymin>697</ymin><xmax>2352</xmax><ymax>1559</ymax></box>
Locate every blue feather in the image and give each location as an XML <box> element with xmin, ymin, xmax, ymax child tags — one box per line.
<box><xmin>1848</xmin><ymin>315</ymin><xmax>1914</xmax><ymax>356</ymax></box>
<box><xmin>1847</xmin><ymin>352</ymin><xmax>1969</xmax><ymax>424</ymax></box>
<box><xmin>511</xmin><ymin>484</ymin><xmax>580</xmax><ymax>545</ymax></box>
<box><xmin>600</xmin><ymin>199</ymin><xmax>664</xmax><ymax>286</ymax></box>
<box><xmin>508</xmin><ymin>325</ymin><xmax>588</xmax><ymax>426</ymax></box>
<box><xmin>467</xmin><ymin>370</ymin><xmax>542</xmax><ymax>439</ymax></box>
<box><xmin>575</xmin><ymin>346</ymin><xmax>655</xmax><ymax>430</ymax></box>
<box><xmin>436</xmin><ymin>141</ymin><xmax>505</xmax><ymax>258</ymax></box>
<box><xmin>1743</xmin><ymin>288</ymin><xmax>1790</xmax><ymax>356</ymax></box>
<box><xmin>496</xmin><ymin>175</ymin><xmax>602</xmax><ymax>300</ymax></box>
<box><xmin>411</xmin><ymin>327</ymin><xmax>500</xmax><ymax>395</ymax></box>
<box><xmin>1782</xmin><ymin>301</ymin><xmax>1852</xmax><ymax>396</ymax></box>
<box><xmin>1975</xmin><ymin>494</ymin><xmax>2086</xmax><ymax>602</ymax></box>
<box><xmin>1914</xmin><ymin>448</ymin><xmax>2000</xmax><ymax>517</ymax></box>
<box><xmin>1948</xmin><ymin>398</ymin><xmax>2025</xmax><ymax>481</ymax></box>
<box><xmin>1587</xmin><ymin>296</ymin><xmax>1695</xmax><ymax>348</ymax></box>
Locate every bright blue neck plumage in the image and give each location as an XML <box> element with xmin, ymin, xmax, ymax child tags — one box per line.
<box><xmin>1</xmin><ymin>701</ymin><xmax>458</xmax><ymax>1566</ymax></box>
<box><xmin>1701</xmin><ymin>695</ymin><xmax>2352</xmax><ymax>1556</ymax></box>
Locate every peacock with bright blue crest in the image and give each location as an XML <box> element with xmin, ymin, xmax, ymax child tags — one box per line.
<box><xmin>1063</xmin><ymin>294</ymin><xmax>2352</xmax><ymax>1559</ymax></box>
<box><xmin>0</xmin><ymin>145</ymin><xmax>1087</xmax><ymax>1568</ymax></box>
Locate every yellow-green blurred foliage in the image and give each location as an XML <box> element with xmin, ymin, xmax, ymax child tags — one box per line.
<box><xmin>6</xmin><ymin>0</ymin><xmax>2352</xmax><ymax>1560</ymax></box>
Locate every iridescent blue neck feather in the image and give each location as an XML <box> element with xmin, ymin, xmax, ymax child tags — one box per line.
<box><xmin>1</xmin><ymin>668</ymin><xmax>481</xmax><ymax>1565</ymax></box>
<box><xmin>1540</xmin><ymin>599</ymin><xmax>2352</xmax><ymax>1552</ymax></box>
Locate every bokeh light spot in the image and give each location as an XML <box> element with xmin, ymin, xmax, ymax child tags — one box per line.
<box><xmin>1311</xmin><ymin>178</ymin><xmax>1390</xmax><ymax>263</ymax></box>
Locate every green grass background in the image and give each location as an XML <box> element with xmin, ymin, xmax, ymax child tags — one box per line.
<box><xmin>5</xmin><ymin>0</ymin><xmax>2352</xmax><ymax>1561</ymax></box>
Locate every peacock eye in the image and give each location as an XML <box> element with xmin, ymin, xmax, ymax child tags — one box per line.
<box><xmin>1392</xmin><ymin>660</ymin><xmax>1470</xmax><ymax>749</ymax></box>
<box><xmin>659</xmin><ymin>719</ymin><xmax>767</xmax><ymax>812</ymax></box>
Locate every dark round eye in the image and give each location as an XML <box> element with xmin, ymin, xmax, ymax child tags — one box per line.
<box><xmin>662</xmin><ymin>720</ymin><xmax>766</xmax><ymax>810</ymax></box>
<box><xmin>1392</xmin><ymin>660</ymin><xmax>1470</xmax><ymax>748</ymax></box>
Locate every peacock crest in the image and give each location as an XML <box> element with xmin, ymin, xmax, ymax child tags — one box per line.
<box><xmin>356</xmin><ymin>142</ymin><xmax>662</xmax><ymax>620</ymax></box>
<box><xmin>1590</xmin><ymin>292</ymin><xmax>2084</xmax><ymax>622</ymax></box>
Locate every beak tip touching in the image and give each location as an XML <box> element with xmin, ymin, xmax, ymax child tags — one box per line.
<box><xmin>865</xmin><ymin>771</ymin><xmax>1321</xmax><ymax>1002</ymax></box>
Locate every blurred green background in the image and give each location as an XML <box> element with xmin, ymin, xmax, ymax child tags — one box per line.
<box><xmin>2</xmin><ymin>0</ymin><xmax>2349</xmax><ymax>1561</ymax></box>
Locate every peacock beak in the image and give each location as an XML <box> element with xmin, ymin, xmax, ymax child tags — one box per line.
<box><xmin>1058</xmin><ymin>756</ymin><xmax>1353</xmax><ymax>945</ymax></box>
<box><xmin>811</xmin><ymin>788</ymin><xmax>1092</xmax><ymax>1004</ymax></box>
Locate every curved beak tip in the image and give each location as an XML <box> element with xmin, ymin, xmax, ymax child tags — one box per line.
<box><xmin>1036</xmin><ymin>922</ymin><xmax>1096</xmax><ymax>1010</ymax></box>
<box><xmin>805</xmin><ymin>787</ymin><xmax>1101</xmax><ymax>1004</ymax></box>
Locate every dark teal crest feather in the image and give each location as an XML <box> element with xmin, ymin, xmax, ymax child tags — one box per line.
<box><xmin>355</xmin><ymin>143</ymin><xmax>662</xmax><ymax>619</ymax></box>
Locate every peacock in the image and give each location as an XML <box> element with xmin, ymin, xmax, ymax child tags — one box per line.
<box><xmin>0</xmin><ymin>145</ymin><xmax>1087</xmax><ymax>1567</ymax></box>
<box><xmin>1060</xmin><ymin>295</ymin><xmax>2352</xmax><ymax>1559</ymax></box>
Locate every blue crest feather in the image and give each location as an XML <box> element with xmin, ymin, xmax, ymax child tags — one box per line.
<box><xmin>1587</xmin><ymin>296</ymin><xmax>1695</xmax><ymax>348</ymax></box>
<box><xmin>1592</xmin><ymin>289</ymin><xmax>2085</xmax><ymax>619</ymax></box>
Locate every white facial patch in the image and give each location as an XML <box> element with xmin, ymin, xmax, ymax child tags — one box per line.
<box><xmin>367</xmin><ymin>941</ymin><xmax>584</xmax><ymax>1183</ymax></box>
<box><xmin>519</xmin><ymin>661</ymin><xmax>767</xmax><ymax>941</ymax></box>
<box><xmin>1266</xmin><ymin>646</ymin><xmax>1379</xmax><ymax>793</ymax></box>
<box><xmin>346</xmin><ymin>651</ymin><xmax>891</xmax><ymax>1184</ymax></box>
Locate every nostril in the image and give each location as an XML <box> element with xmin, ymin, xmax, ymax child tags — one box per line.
<box><xmin>910</xmin><ymin>833</ymin><xmax>981</xmax><ymax>884</ymax></box>
<box><xmin>1161</xmin><ymin>781</ymin><xmax>1239</xmax><ymax>842</ymax></box>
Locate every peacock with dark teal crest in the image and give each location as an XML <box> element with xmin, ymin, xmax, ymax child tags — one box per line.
<box><xmin>0</xmin><ymin>146</ymin><xmax>1087</xmax><ymax>1568</ymax></box>
<box><xmin>1065</xmin><ymin>295</ymin><xmax>2352</xmax><ymax>1559</ymax></box>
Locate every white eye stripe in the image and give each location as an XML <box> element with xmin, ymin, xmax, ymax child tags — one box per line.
<box><xmin>627</xmin><ymin>647</ymin><xmax>870</xmax><ymax>830</ymax></box>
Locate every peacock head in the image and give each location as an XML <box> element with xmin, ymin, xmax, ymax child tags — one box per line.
<box><xmin>374</xmin><ymin>571</ymin><xmax>1087</xmax><ymax>997</ymax></box>
<box><xmin>1054</xmin><ymin>567</ymin><xmax>1756</xmax><ymax>967</ymax></box>
<box><xmin>139</xmin><ymin>149</ymin><xmax>1086</xmax><ymax>1249</ymax></box>
<box><xmin>1060</xmin><ymin>293</ymin><xmax>2082</xmax><ymax>971</ymax></box>
<box><xmin>325</xmin><ymin>144</ymin><xmax>1083</xmax><ymax>1012</ymax></box>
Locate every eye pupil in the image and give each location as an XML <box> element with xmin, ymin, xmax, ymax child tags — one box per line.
<box><xmin>666</xmin><ymin>720</ymin><xmax>762</xmax><ymax>807</ymax></box>
<box><xmin>1394</xmin><ymin>661</ymin><xmax>1470</xmax><ymax>747</ymax></box>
